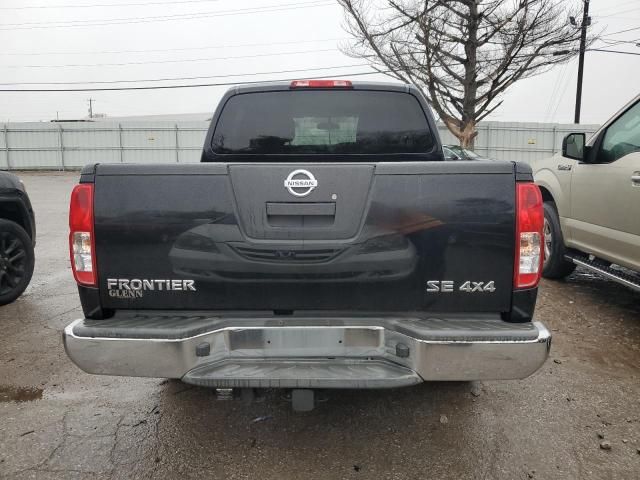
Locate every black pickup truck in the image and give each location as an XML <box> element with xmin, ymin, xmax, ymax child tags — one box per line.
<box><xmin>63</xmin><ymin>80</ymin><xmax>550</xmax><ymax>410</ymax></box>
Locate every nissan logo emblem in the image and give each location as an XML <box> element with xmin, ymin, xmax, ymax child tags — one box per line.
<box><xmin>284</xmin><ymin>169</ymin><xmax>318</xmax><ymax>197</ymax></box>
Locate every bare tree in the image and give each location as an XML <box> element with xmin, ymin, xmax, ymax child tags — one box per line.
<box><xmin>338</xmin><ymin>0</ymin><xmax>589</xmax><ymax>147</ymax></box>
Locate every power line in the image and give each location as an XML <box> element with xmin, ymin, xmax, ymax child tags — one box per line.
<box><xmin>4</xmin><ymin>44</ymin><xmax>573</xmax><ymax>70</ymax></box>
<box><xmin>589</xmin><ymin>48</ymin><xmax>640</xmax><ymax>56</ymax></box>
<box><xmin>0</xmin><ymin>1</ymin><xmax>334</xmax><ymax>30</ymax></box>
<box><xmin>1</xmin><ymin>47</ymin><xmax>340</xmax><ymax>69</ymax></box>
<box><xmin>8</xmin><ymin>42</ymin><xmax>622</xmax><ymax>74</ymax></box>
<box><xmin>544</xmin><ymin>60</ymin><xmax>570</xmax><ymax>123</ymax></box>
<box><xmin>550</xmin><ymin>67</ymin><xmax>576</xmax><ymax>123</ymax></box>
<box><xmin>0</xmin><ymin>0</ymin><xmax>223</xmax><ymax>9</ymax></box>
<box><xmin>0</xmin><ymin>37</ymin><xmax>347</xmax><ymax>56</ymax></box>
<box><xmin>0</xmin><ymin>70</ymin><xmax>388</xmax><ymax>92</ymax></box>
<box><xmin>594</xmin><ymin>6</ymin><xmax>640</xmax><ymax>19</ymax></box>
<box><xmin>600</xmin><ymin>26</ymin><xmax>640</xmax><ymax>38</ymax></box>
<box><xmin>597</xmin><ymin>37</ymin><xmax>639</xmax><ymax>47</ymax></box>
<box><xmin>0</xmin><ymin>41</ymin><xmax>548</xmax><ymax>61</ymax></box>
<box><xmin>599</xmin><ymin>36</ymin><xmax>640</xmax><ymax>44</ymax></box>
<box><xmin>554</xmin><ymin>48</ymin><xmax>640</xmax><ymax>57</ymax></box>
<box><xmin>596</xmin><ymin>0</ymin><xmax>639</xmax><ymax>14</ymax></box>
<box><xmin>1</xmin><ymin>0</ymin><xmax>330</xmax><ymax>27</ymax></box>
<box><xmin>595</xmin><ymin>16</ymin><xmax>640</xmax><ymax>21</ymax></box>
<box><xmin>0</xmin><ymin>63</ymin><xmax>371</xmax><ymax>86</ymax></box>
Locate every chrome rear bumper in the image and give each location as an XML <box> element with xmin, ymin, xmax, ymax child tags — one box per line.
<box><xmin>63</xmin><ymin>314</ymin><xmax>551</xmax><ymax>388</ymax></box>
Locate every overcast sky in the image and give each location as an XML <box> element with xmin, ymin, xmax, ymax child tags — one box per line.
<box><xmin>0</xmin><ymin>0</ymin><xmax>638</xmax><ymax>124</ymax></box>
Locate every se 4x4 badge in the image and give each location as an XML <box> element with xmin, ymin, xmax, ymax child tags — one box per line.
<box><xmin>426</xmin><ymin>280</ymin><xmax>496</xmax><ymax>293</ymax></box>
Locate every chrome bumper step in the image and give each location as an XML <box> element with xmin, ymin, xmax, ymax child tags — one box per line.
<box><xmin>183</xmin><ymin>358</ymin><xmax>422</xmax><ymax>389</ymax></box>
<box><xmin>63</xmin><ymin>313</ymin><xmax>551</xmax><ymax>387</ymax></box>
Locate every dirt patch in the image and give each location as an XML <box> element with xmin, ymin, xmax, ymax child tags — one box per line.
<box><xmin>0</xmin><ymin>385</ymin><xmax>43</xmax><ymax>403</ymax></box>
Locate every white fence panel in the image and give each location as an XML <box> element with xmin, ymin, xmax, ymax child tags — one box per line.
<box><xmin>0</xmin><ymin>120</ymin><xmax>601</xmax><ymax>170</ymax></box>
<box><xmin>60</xmin><ymin>123</ymin><xmax>122</xmax><ymax>168</ymax></box>
<box><xmin>177</xmin><ymin>121</ymin><xmax>208</xmax><ymax>163</ymax></box>
<box><xmin>6</xmin><ymin>123</ymin><xmax>61</xmax><ymax>169</ymax></box>
<box><xmin>0</xmin><ymin>125</ymin><xmax>7</xmax><ymax>169</ymax></box>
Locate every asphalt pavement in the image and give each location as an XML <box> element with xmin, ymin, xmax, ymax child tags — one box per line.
<box><xmin>1</xmin><ymin>172</ymin><xmax>639</xmax><ymax>480</ymax></box>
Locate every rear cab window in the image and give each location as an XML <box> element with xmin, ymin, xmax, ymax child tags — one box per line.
<box><xmin>208</xmin><ymin>90</ymin><xmax>436</xmax><ymax>157</ymax></box>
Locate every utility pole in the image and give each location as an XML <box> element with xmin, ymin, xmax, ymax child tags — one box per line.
<box><xmin>87</xmin><ymin>98</ymin><xmax>95</xmax><ymax>119</ymax></box>
<box><xmin>574</xmin><ymin>0</ymin><xmax>590</xmax><ymax>124</ymax></box>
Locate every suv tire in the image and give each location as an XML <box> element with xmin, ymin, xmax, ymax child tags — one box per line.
<box><xmin>542</xmin><ymin>202</ymin><xmax>576</xmax><ymax>279</ymax></box>
<box><xmin>0</xmin><ymin>219</ymin><xmax>35</xmax><ymax>306</ymax></box>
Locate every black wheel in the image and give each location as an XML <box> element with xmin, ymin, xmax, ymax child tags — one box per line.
<box><xmin>0</xmin><ymin>219</ymin><xmax>35</xmax><ymax>306</ymax></box>
<box><xmin>542</xmin><ymin>202</ymin><xmax>576</xmax><ymax>279</ymax></box>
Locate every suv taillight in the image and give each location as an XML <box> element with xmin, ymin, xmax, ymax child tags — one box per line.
<box><xmin>69</xmin><ymin>184</ymin><xmax>96</xmax><ymax>286</ymax></box>
<box><xmin>514</xmin><ymin>182</ymin><xmax>543</xmax><ymax>289</ymax></box>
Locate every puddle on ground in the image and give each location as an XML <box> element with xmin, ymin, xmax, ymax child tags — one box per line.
<box><xmin>0</xmin><ymin>385</ymin><xmax>43</xmax><ymax>403</ymax></box>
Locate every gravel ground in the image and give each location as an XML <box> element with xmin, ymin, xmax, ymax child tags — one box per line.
<box><xmin>0</xmin><ymin>172</ymin><xmax>639</xmax><ymax>480</ymax></box>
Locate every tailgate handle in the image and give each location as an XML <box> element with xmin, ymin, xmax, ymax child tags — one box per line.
<box><xmin>266</xmin><ymin>202</ymin><xmax>336</xmax><ymax>217</ymax></box>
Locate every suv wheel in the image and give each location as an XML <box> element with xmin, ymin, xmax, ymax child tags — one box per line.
<box><xmin>0</xmin><ymin>219</ymin><xmax>35</xmax><ymax>306</ymax></box>
<box><xmin>542</xmin><ymin>202</ymin><xmax>576</xmax><ymax>279</ymax></box>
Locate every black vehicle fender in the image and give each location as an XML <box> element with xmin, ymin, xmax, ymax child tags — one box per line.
<box><xmin>0</xmin><ymin>195</ymin><xmax>35</xmax><ymax>243</ymax></box>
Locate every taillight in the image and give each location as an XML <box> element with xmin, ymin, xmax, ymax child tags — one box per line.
<box><xmin>69</xmin><ymin>184</ymin><xmax>96</xmax><ymax>286</ymax></box>
<box><xmin>514</xmin><ymin>182</ymin><xmax>543</xmax><ymax>289</ymax></box>
<box><xmin>290</xmin><ymin>79</ymin><xmax>353</xmax><ymax>89</ymax></box>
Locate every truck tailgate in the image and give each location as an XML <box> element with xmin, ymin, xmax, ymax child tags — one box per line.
<box><xmin>92</xmin><ymin>161</ymin><xmax>516</xmax><ymax>313</ymax></box>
